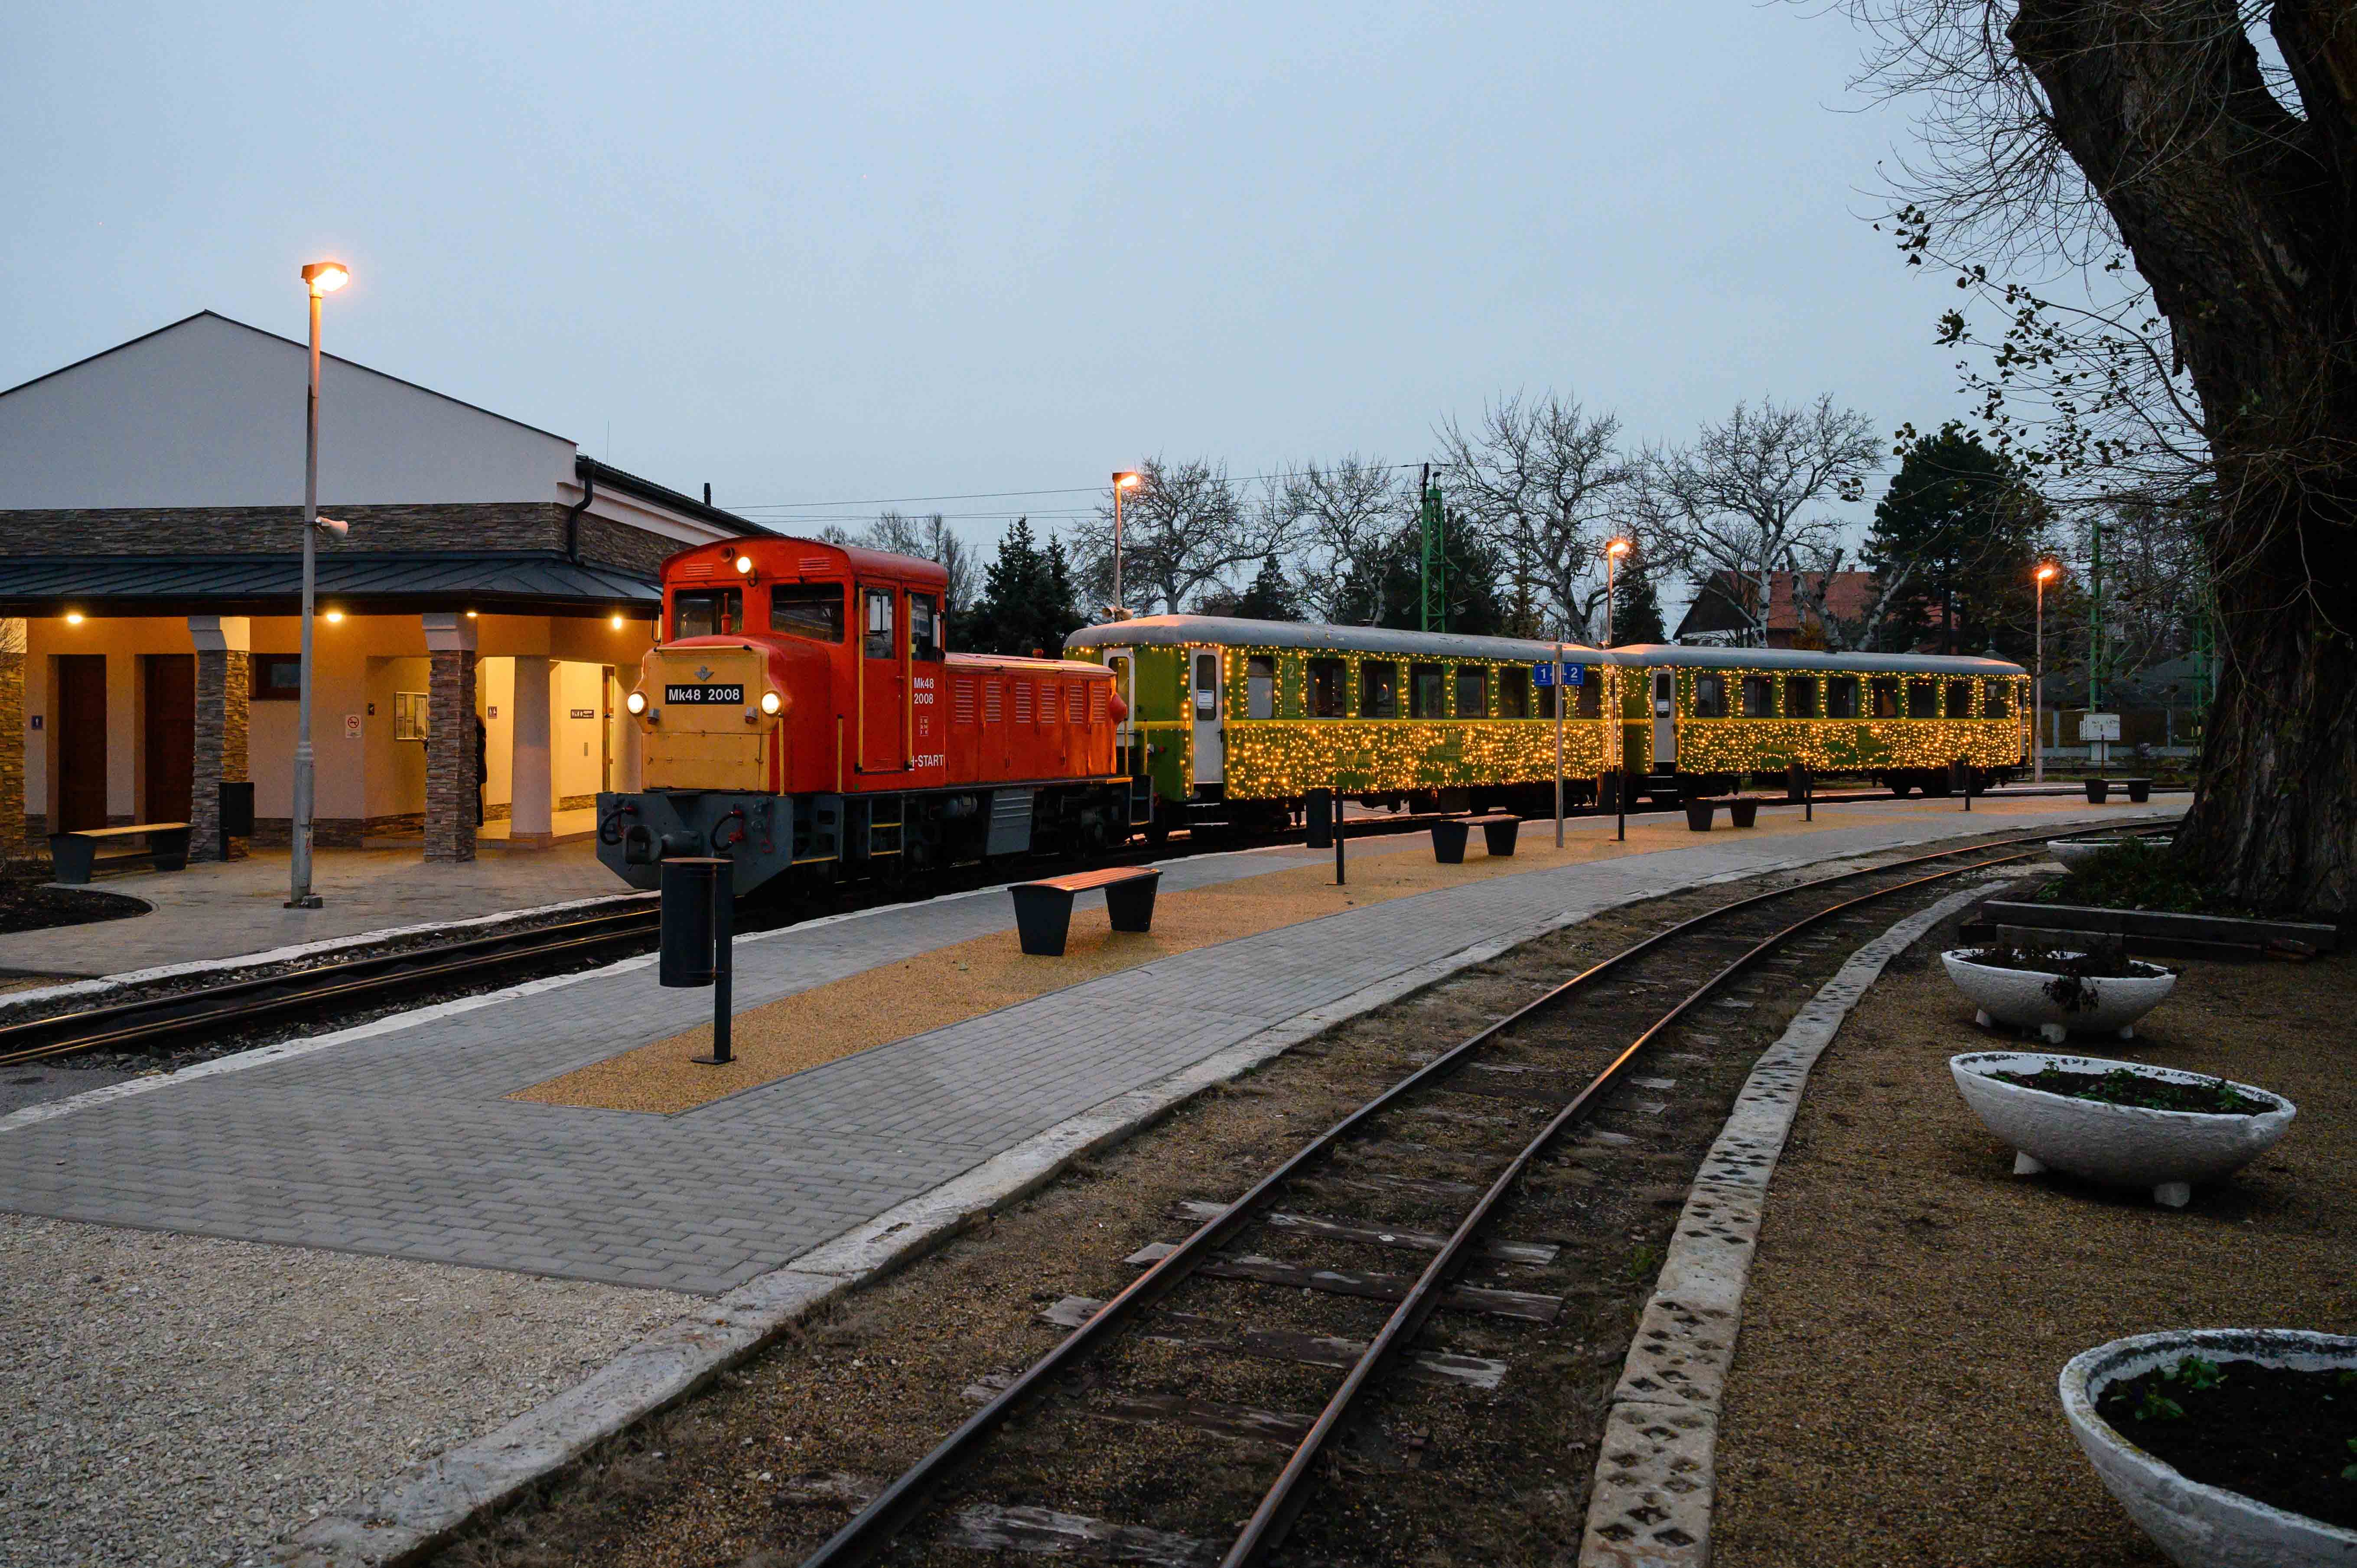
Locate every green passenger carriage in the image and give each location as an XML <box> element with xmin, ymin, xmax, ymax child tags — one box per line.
<box><xmin>1064</xmin><ymin>616</ymin><xmax>2030</xmax><ymax>833</ymax></box>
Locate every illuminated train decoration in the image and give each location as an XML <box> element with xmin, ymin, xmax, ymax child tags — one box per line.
<box><xmin>600</xmin><ymin>543</ymin><xmax>2028</xmax><ymax>895</ymax></box>
<box><xmin>1063</xmin><ymin>616</ymin><xmax>2030</xmax><ymax>832</ymax></box>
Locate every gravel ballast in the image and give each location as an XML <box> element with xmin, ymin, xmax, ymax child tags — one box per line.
<box><xmin>0</xmin><ymin>1216</ymin><xmax>687</xmax><ymax>1568</ymax></box>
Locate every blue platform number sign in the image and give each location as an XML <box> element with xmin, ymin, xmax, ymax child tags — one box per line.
<box><xmin>1567</xmin><ymin>663</ymin><xmax>1585</xmax><ymax>686</ymax></box>
<box><xmin>1534</xmin><ymin>662</ymin><xmax>1587</xmax><ymax>687</ymax></box>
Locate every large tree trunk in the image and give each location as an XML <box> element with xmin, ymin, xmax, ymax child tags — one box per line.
<box><xmin>2012</xmin><ymin>0</ymin><xmax>2357</xmax><ymax>915</ymax></box>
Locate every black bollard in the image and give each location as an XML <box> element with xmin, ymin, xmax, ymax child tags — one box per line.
<box><xmin>660</xmin><ymin>856</ymin><xmax>735</xmax><ymax>1065</ymax></box>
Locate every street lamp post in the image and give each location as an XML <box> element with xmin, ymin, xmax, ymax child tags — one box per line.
<box><xmin>1111</xmin><ymin>472</ymin><xmax>1141</xmax><ymax>618</ymax></box>
<box><xmin>2033</xmin><ymin>561</ymin><xmax>2057</xmax><ymax>785</ymax></box>
<box><xmin>1605</xmin><ymin>538</ymin><xmax>1631</xmax><ymax>843</ymax></box>
<box><xmin>288</xmin><ymin>259</ymin><xmax>349</xmax><ymax>910</ymax></box>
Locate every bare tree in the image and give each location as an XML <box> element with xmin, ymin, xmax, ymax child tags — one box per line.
<box><xmin>1432</xmin><ymin>392</ymin><xmax>1637</xmax><ymax>641</ymax></box>
<box><xmin>1638</xmin><ymin>396</ymin><xmax>1883</xmax><ymax>646</ymax></box>
<box><xmin>839</xmin><ymin>510</ymin><xmax>976</xmax><ymax>611</ymax></box>
<box><xmin>1828</xmin><ymin>1</ymin><xmax>2357</xmax><ymax>914</ymax></box>
<box><xmin>1279</xmin><ymin>455</ymin><xmax>1411</xmax><ymax>623</ymax></box>
<box><xmin>1067</xmin><ymin>457</ymin><xmax>1298</xmax><ymax>616</ymax></box>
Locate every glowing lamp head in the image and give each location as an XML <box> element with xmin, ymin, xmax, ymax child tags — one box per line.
<box><xmin>2035</xmin><ymin>563</ymin><xmax>2059</xmax><ymax>582</ymax></box>
<box><xmin>1113</xmin><ymin>471</ymin><xmax>1141</xmax><ymax>490</ymax></box>
<box><xmin>625</xmin><ymin>690</ymin><xmax>647</xmax><ymax>715</ymax></box>
<box><xmin>759</xmin><ymin>691</ymin><xmax>782</xmax><ymax>716</ymax></box>
<box><xmin>64</xmin><ymin>610</ymin><xmax>85</xmax><ymax>625</ymax></box>
<box><xmin>734</xmin><ymin>554</ymin><xmax>755</xmax><ymax>576</ymax></box>
<box><xmin>301</xmin><ymin>261</ymin><xmax>350</xmax><ymax>295</ymax></box>
<box><xmin>1606</xmin><ymin>538</ymin><xmax>1632</xmax><ymax>559</ymax></box>
<box><xmin>609</xmin><ymin>613</ymin><xmax>625</xmax><ymax>629</ymax></box>
<box><xmin>324</xmin><ymin>609</ymin><xmax>344</xmax><ymax>623</ymax></box>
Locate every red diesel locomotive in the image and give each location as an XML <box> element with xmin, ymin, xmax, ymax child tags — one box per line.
<box><xmin>596</xmin><ymin>537</ymin><xmax>1137</xmax><ymax>895</ymax></box>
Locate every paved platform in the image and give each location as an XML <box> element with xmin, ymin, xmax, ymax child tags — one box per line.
<box><xmin>0</xmin><ymin>796</ymin><xmax>2170</xmax><ymax>1295</ymax></box>
<box><xmin>0</xmin><ymin>843</ymin><xmax>627</xmax><ymax>980</ymax></box>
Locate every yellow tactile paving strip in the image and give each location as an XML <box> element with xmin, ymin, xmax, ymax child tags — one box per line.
<box><xmin>509</xmin><ymin>799</ymin><xmax>2058</xmax><ymax>1116</ymax></box>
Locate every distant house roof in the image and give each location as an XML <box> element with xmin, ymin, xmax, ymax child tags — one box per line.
<box><xmin>1676</xmin><ymin>569</ymin><xmax>1887</xmax><ymax>644</ymax></box>
<box><xmin>0</xmin><ymin>552</ymin><xmax>659</xmax><ymax>618</ymax></box>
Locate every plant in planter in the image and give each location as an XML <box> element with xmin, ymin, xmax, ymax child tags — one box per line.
<box><xmin>1950</xmin><ymin>1051</ymin><xmax>2295</xmax><ymax>1207</ymax></box>
<box><xmin>2047</xmin><ymin>836</ymin><xmax>2173</xmax><ymax>871</ymax></box>
<box><xmin>2062</xmin><ymin>1329</ymin><xmax>2357</xmax><ymax>1566</ymax></box>
<box><xmin>1941</xmin><ymin>945</ymin><xmax>2177</xmax><ymax>1043</ymax></box>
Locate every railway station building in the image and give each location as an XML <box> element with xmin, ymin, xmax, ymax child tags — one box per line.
<box><xmin>0</xmin><ymin>311</ymin><xmax>763</xmax><ymax>863</ymax></box>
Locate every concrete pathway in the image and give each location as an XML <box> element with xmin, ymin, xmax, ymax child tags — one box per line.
<box><xmin>0</xmin><ymin>797</ymin><xmax>2169</xmax><ymax>1295</ymax></box>
<box><xmin>0</xmin><ymin>843</ymin><xmax>627</xmax><ymax>979</ymax></box>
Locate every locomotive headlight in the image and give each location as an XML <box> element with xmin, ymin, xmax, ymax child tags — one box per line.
<box><xmin>759</xmin><ymin>691</ymin><xmax>782</xmax><ymax>716</ymax></box>
<box><xmin>734</xmin><ymin>554</ymin><xmax>755</xmax><ymax>576</ymax></box>
<box><xmin>625</xmin><ymin>690</ymin><xmax>647</xmax><ymax>715</ymax></box>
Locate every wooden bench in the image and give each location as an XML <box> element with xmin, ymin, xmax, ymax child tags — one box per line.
<box><xmin>1011</xmin><ymin>865</ymin><xmax>1162</xmax><ymax>956</ymax></box>
<box><xmin>49</xmin><ymin>822</ymin><xmax>192</xmax><ymax>885</ymax></box>
<box><xmin>2084</xmin><ymin>777</ymin><xmax>2153</xmax><ymax>804</ymax></box>
<box><xmin>1431</xmin><ymin>813</ymin><xmax>1520</xmax><ymax>865</ymax></box>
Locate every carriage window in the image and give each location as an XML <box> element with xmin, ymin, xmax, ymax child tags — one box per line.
<box><xmin>910</xmin><ymin>595</ymin><xmax>942</xmax><ymax>660</ymax></box>
<box><xmin>1945</xmin><ymin>678</ymin><xmax>1973</xmax><ymax>718</ymax></box>
<box><xmin>1985</xmin><ymin>680</ymin><xmax>2012</xmax><ymax>717</ymax></box>
<box><xmin>1785</xmin><ymin>675</ymin><xmax>1820</xmax><ymax>718</ymax></box>
<box><xmin>1871</xmin><ymin>676</ymin><xmax>1902</xmax><ymax>717</ymax></box>
<box><xmin>1535</xmin><ymin>682</ymin><xmax>1556</xmax><ymax>719</ymax></box>
<box><xmin>1908</xmin><ymin>678</ymin><xmax>1939</xmax><ymax>717</ymax></box>
<box><xmin>1246</xmin><ymin>655</ymin><xmax>1275</xmax><ymax>719</ymax></box>
<box><xmin>1307</xmin><ymin>657</ymin><xmax>1347</xmax><ymax>718</ymax></box>
<box><xmin>769</xmin><ymin>583</ymin><xmax>843</xmax><ymax>642</ymax></box>
<box><xmin>1410</xmin><ymin>663</ymin><xmax>1445</xmax><ymax>719</ymax></box>
<box><xmin>1829</xmin><ymin>675</ymin><xmax>1861</xmax><ymax>718</ymax></box>
<box><xmin>1500</xmin><ymin>666</ymin><xmax>1530</xmax><ymax>718</ymax></box>
<box><xmin>1193</xmin><ymin>653</ymin><xmax>1219</xmax><ymax>715</ymax></box>
<box><xmin>673</xmin><ymin>589</ymin><xmax>742</xmax><ymax>639</ymax></box>
<box><xmin>1360</xmin><ymin>660</ymin><xmax>1399</xmax><ymax>719</ymax></box>
<box><xmin>1454</xmin><ymin>665</ymin><xmax>1488</xmax><ymax>717</ymax></box>
<box><xmin>1740</xmin><ymin>675</ymin><xmax>1774</xmax><ymax>717</ymax></box>
<box><xmin>1693</xmin><ymin>674</ymin><xmax>1729</xmax><ymax>718</ymax></box>
<box><xmin>1576</xmin><ymin>669</ymin><xmax>1603</xmax><ymax>718</ymax></box>
<box><xmin>862</xmin><ymin>588</ymin><xmax>895</xmax><ymax>658</ymax></box>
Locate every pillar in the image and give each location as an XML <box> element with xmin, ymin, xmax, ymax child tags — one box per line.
<box><xmin>0</xmin><ymin>618</ymin><xmax>23</xmax><ymax>859</ymax></box>
<box><xmin>188</xmin><ymin>615</ymin><xmax>252</xmax><ymax>862</ymax></box>
<box><xmin>423</xmin><ymin>613</ymin><xmax>479</xmax><ymax>863</ymax></box>
<box><xmin>509</xmin><ymin>654</ymin><xmax>553</xmax><ymax>848</ymax></box>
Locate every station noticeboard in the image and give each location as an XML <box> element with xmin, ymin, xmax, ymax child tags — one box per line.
<box><xmin>1532</xmin><ymin>662</ymin><xmax>1585</xmax><ymax>687</ymax></box>
<box><xmin>2079</xmin><ymin>712</ymin><xmax>2121</xmax><ymax>742</ymax></box>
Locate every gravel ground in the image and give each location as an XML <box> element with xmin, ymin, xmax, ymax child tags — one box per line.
<box><xmin>0</xmin><ymin>1215</ymin><xmax>687</xmax><ymax>1568</ymax></box>
<box><xmin>1712</xmin><ymin>911</ymin><xmax>2356</xmax><ymax>1567</ymax></box>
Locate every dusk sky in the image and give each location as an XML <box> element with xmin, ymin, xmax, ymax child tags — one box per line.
<box><xmin>3</xmin><ymin>2</ymin><xmax>1956</xmax><ymax>551</ymax></box>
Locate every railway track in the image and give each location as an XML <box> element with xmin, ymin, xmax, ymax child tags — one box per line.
<box><xmin>792</xmin><ymin>821</ymin><xmax>2175</xmax><ymax>1568</ymax></box>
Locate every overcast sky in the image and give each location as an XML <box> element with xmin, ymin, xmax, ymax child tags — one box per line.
<box><xmin>2</xmin><ymin>1</ymin><xmax>1953</xmax><ymax>554</ymax></box>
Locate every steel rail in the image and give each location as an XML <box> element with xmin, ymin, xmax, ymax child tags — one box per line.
<box><xmin>795</xmin><ymin>820</ymin><xmax>2174</xmax><ymax>1568</ymax></box>
<box><xmin>0</xmin><ymin>904</ymin><xmax>659</xmax><ymax>1069</ymax></box>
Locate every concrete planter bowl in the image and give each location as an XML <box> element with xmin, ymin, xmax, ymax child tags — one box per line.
<box><xmin>1949</xmin><ymin>1051</ymin><xmax>2295</xmax><ymax>1207</ymax></box>
<box><xmin>2061</xmin><ymin>1329</ymin><xmax>2357</xmax><ymax>1567</ymax></box>
<box><xmin>1942</xmin><ymin>948</ymin><xmax>2178</xmax><ymax>1042</ymax></box>
<box><xmin>2049</xmin><ymin>836</ymin><xmax>2172</xmax><ymax>870</ymax></box>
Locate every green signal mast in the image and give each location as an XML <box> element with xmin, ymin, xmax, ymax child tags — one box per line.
<box><xmin>1419</xmin><ymin>465</ymin><xmax>1447</xmax><ymax>633</ymax></box>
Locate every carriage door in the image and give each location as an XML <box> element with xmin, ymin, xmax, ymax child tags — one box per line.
<box><xmin>859</xmin><ymin>585</ymin><xmax>906</xmax><ymax>773</ymax></box>
<box><xmin>1102</xmin><ymin>649</ymin><xmax>1136</xmax><ymax>768</ymax></box>
<box><xmin>1651</xmin><ymin>669</ymin><xmax>1677</xmax><ymax>768</ymax></box>
<box><xmin>1189</xmin><ymin>648</ymin><xmax>1223</xmax><ymax>786</ymax></box>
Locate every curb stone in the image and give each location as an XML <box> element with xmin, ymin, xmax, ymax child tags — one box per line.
<box><xmin>1576</xmin><ymin>879</ymin><xmax>1994</xmax><ymax>1568</ymax></box>
<box><xmin>261</xmin><ymin>826</ymin><xmax>2136</xmax><ymax>1566</ymax></box>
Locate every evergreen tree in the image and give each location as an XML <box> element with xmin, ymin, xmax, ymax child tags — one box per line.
<box><xmin>964</xmin><ymin>518</ymin><xmax>1085</xmax><ymax>656</ymax></box>
<box><xmin>1200</xmin><ymin>556</ymin><xmax>1302</xmax><ymax>621</ymax></box>
<box><xmin>1865</xmin><ymin>425</ymin><xmax>2045</xmax><ymax>657</ymax></box>
<box><xmin>1607</xmin><ymin>550</ymin><xmax>1667</xmax><ymax>646</ymax></box>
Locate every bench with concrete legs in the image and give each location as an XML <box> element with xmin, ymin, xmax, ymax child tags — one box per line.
<box><xmin>2084</xmin><ymin>778</ymin><xmax>2153</xmax><ymax>804</ymax></box>
<box><xmin>49</xmin><ymin>823</ymin><xmax>191</xmax><ymax>885</ymax></box>
<box><xmin>1431</xmin><ymin>813</ymin><xmax>1520</xmax><ymax>864</ymax></box>
<box><xmin>1010</xmin><ymin>865</ymin><xmax>1162</xmax><ymax>957</ymax></box>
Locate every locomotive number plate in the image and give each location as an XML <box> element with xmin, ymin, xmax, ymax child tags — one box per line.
<box><xmin>664</xmin><ymin>683</ymin><xmax>745</xmax><ymax>705</ymax></box>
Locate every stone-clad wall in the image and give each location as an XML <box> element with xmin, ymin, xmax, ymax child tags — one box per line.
<box><xmin>189</xmin><ymin>648</ymin><xmax>250</xmax><ymax>862</ymax></box>
<box><xmin>425</xmin><ymin>650</ymin><xmax>479</xmax><ymax>862</ymax></box>
<box><xmin>0</xmin><ymin>618</ymin><xmax>23</xmax><ymax>859</ymax></box>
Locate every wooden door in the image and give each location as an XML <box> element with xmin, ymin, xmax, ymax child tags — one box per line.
<box><xmin>143</xmin><ymin>654</ymin><xmax>195</xmax><ymax>825</ymax></box>
<box><xmin>54</xmin><ymin>654</ymin><xmax>109</xmax><ymax>833</ymax></box>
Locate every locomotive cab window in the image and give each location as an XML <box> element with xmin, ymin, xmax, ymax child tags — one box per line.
<box><xmin>1693</xmin><ymin>673</ymin><xmax>1728</xmax><ymax>718</ymax></box>
<box><xmin>769</xmin><ymin>582</ymin><xmax>844</xmax><ymax>642</ymax></box>
<box><xmin>1500</xmin><ymin>666</ymin><xmax>1530</xmax><ymax>718</ymax></box>
<box><xmin>1360</xmin><ymin>660</ymin><xmax>1399</xmax><ymax>719</ymax></box>
<box><xmin>1307</xmin><ymin>657</ymin><xmax>1347</xmax><ymax>718</ymax></box>
<box><xmin>862</xmin><ymin>589</ymin><xmax>895</xmax><ymax>658</ymax></box>
<box><xmin>1986</xmin><ymin>680</ymin><xmax>2012</xmax><ymax>717</ymax></box>
<box><xmin>1871</xmin><ymin>676</ymin><xmax>1901</xmax><ymax>718</ymax></box>
<box><xmin>1908</xmin><ymin>677</ymin><xmax>1938</xmax><ymax>717</ymax></box>
<box><xmin>1246</xmin><ymin>655</ymin><xmax>1275</xmax><ymax>719</ymax></box>
<box><xmin>1945</xmin><ymin>678</ymin><xmax>1973</xmax><ymax>718</ymax></box>
<box><xmin>1454</xmin><ymin>665</ymin><xmax>1488</xmax><ymax>718</ymax></box>
<box><xmin>672</xmin><ymin>589</ymin><xmax>742</xmax><ymax>639</ymax></box>
<box><xmin>1829</xmin><ymin>675</ymin><xmax>1861</xmax><ymax>718</ymax></box>
<box><xmin>1740</xmin><ymin>675</ymin><xmax>1774</xmax><ymax>717</ymax></box>
<box><xmin>1410</xmin><ymin>663</ymin><xmax>1445</xmax><ymax>719</ymax></box>
<box><xmin>1785</xmin><ymin>675</ymin><xmax>1820</xmax><ymax>718</ymax></box>
<box><xmin>911</xmin><ymin>594</ymin><xmax>942</xmax><ymax>660</ymax></box>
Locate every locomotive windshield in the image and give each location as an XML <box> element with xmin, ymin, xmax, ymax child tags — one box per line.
<box><xmin>770</xmin><ymin>582</ymin><xmax>845</xmax><ymax>643</ymax></box>
<box><xmin>673</xmin><ymin>588</ymin><xmax>742</xmax><ymax>638</ymax></box>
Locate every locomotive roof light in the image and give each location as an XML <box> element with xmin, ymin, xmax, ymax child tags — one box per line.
<box><xmin>625</xmin><ymin>690</ymin><xmax>647</xmax><ymax>715</ymax></box>
<box><xmin>760</xmin><ymin>690</ymin><xmax>782</xmax><ymax>716</ymax></box>
<box><xmin>734</xmin><ymin>554</ymin><xmax>755</xmax><ymax>576</ymax></box>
